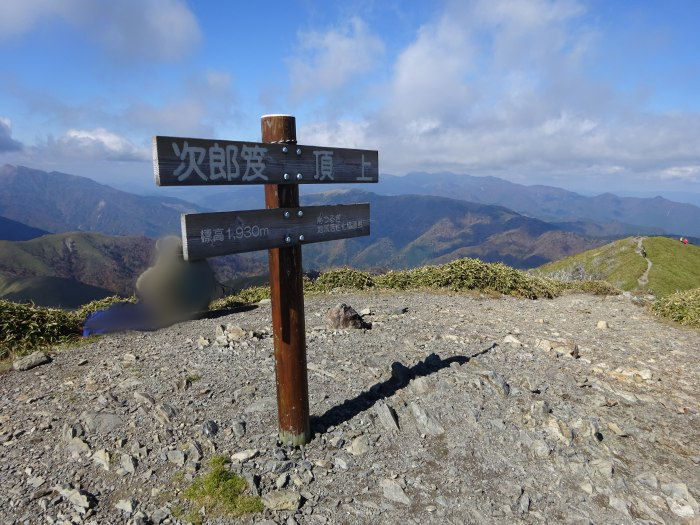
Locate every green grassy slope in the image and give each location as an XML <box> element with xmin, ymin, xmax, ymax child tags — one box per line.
<box><xmin>643</xmin><ymin>237</ymin><xmax>700</xmax><ymax>297</ymax></box>
<box><xmin>535</xmin><ymin>236</ymin><xmax>700</xmax><ymax>296</ymax></box>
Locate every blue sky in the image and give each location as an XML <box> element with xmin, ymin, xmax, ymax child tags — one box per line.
<box><xmin>1</xmin><ymin>0</ymin><xmax>699</xmax><ymax>198</ymax></box>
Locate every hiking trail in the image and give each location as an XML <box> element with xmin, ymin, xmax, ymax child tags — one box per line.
<box><xmin>635</xmin><ymin>236</ymin><xmax>652</xmax><ymax>288</ymax></box>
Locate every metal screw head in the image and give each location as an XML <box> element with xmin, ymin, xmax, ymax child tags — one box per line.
<box><xmin>285</xmin><ymin>236</ymin><xmax>292</xmax><ymax>243</ymax></box>
<box><xmin>297</xmin><ymin>210</ymin><xmax>304</xmax><ymax>217</ymax></box>
<box><xmin>296</xmin><ymin>148</ymin><xmax>302</xmax><ymax>155</ymax></box>
<box><xmin>298</xmin><ymin>234</ymin><xmax>305</xmax><ymax>241</ymax></box>
<box><xmin>283</xmin><ymin>173</ymin><xmax>290</xmax><ymax>180</ymax></box>
<box><xmin>283</xmin><ymin>211</ymin><xmax>290</xmax><ymax>219</ymax></box>
<box><xmin>282</xmin><ymin>146</ymin><xmax>288</xmax><ymax>153</ymax></box>
<box><xmin>296</xmin><ymin>173</ymin><xmax>302</xmax><ymax>180</ymax></box>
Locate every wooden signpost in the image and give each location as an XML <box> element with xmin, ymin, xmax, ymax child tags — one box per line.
<box><xmin>152</xmin><ymin>115</ymin><xmax>378</xmax><ymax>445</ymax></box>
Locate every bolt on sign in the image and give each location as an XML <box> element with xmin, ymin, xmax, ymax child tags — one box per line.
<box><xmin>152</xmin><ymin>115</ymin><xmax>378</xmax><ymax>446</ymax></box>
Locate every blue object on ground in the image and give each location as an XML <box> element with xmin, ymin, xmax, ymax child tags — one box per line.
<box><xmin>82</xmin><ymin>302</ymin><xmax>157</xmax><ymax>336</ymax></box>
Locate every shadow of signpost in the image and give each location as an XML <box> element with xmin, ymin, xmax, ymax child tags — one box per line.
<box><xmin>310</xmin><ymin>343</ymin><xmax>497</xmax><ymax>437</ymax></box>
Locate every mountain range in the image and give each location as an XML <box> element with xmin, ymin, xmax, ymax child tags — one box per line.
<box><xmin>2</xmin><ymin>163</ymin><xmax>699</xmax><ymax>306</ymax></box>
<box><xmin>0</xmin><ymin>165</ymin><xmax>205</xmax><ymax>238</ymax></box>
<box><xmin>184</xmin><ymin>172</ymin><xmax>700</xmax><ymax>238</ymax></box>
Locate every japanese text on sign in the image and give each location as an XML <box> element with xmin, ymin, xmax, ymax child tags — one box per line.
<box><xmin>174</xmin><ymin>141</ymin><xmax>269</xmax><ymax>182</ymax></box>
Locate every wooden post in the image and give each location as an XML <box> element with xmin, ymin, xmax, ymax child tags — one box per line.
<box><xmin>261</xmin><ymin>114</ymin><xmax>310</xmax><ymax>446</ymax></box>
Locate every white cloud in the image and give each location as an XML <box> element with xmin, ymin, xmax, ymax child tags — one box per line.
<box><xmin>300</xmin><ymin>0</ymin><xmax>700</xmax><ymax>186</ymax></box>
<box><xmin>288</xmin><ymin>17</ymin><xmax>384</xmax><ymax>100</ymax></box>
<box><xmin>0</xmin><ymin>0</ymin><xmax>201</xmax><ymax>61</ymax></box>
<box><xmin>0</xmin><ymin>117</ymin><xmax>23</xmax><ymax>152</ymax></box>
<box><xmin>44</xmin><ymin>128</ymin><xmax>148</xmax><ymax>161</ymax></box>
<box><xmin>124</xmin><ymin>70</ymin><xmax>238</xmax><ymax>137</ymax></box>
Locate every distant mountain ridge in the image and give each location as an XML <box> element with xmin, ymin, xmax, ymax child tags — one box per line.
<box><xmin>0</xmin><ymin>165</ymin><xmax>206</xmax><ymax>237</ymax></box>
<box><xmin>301</xmin><ymin>190</ymin><xmax>604</xmax><ymax>270</ymax></box>
<box><xmin>372</xmin><ymin>172</ymin><xmax>700</xmax><ymax>237</ymax></box>
<box><xmin>0</xmin><ymin>215</ymin><xmax>48</xmax><ymax>241</ymax></box>
<box><xmin>175</xmin><ymin>171</ymin><xmax>700</xmax><ymax>238</ymax></box>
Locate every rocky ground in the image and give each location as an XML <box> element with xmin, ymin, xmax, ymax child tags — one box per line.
<box><xmin>1</xmin><ymin>290</ymin><xmax>699</xmax><ymax>525</ymax></box>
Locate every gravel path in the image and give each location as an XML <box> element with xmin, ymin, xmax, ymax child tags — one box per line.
<box><xmin>636</xmin><ymin>237</ymin><xmax>653</xmax><ymax>288</ymax></box>
<box><xmin>1</xmin><ymin>291</ymin><xmax>699</xmax><ymax>524</ymax></box>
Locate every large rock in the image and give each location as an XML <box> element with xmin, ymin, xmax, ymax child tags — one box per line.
<box><xmin>80</xmin><ymin>411</ymin><xmax>124</xmax><ymax>435</ymax></box>
<box><xmin>262</xmin><ymin>489</ymin><xmax>301</xmax><ymax>511</ymax></box>
<box><xmin>326</xmin><ymin>303</ymin><xmax>367</xmax><ymax>329</ymax></box>
<box><xmin>13</xmin><ymin>351</ymin><xmax>50</xmax><ymax>371</ymax></box>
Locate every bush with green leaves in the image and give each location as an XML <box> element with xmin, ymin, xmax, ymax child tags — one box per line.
<box><xmin>307</xmin><ymin>268</ymin><xmax>375</xmax><ymax>292</ymax></box>
<box><xmin>76</xmin><ymin>295</ymin><xmax>137</xmax><ymax>319</ymax></box>
<box><xmin>652</xmin><ymin>287</ymin><xmax>700</xmax><ymax>328</ymax></box>
<box><xmin>0</xmin><ymin>300</ymin><xmax>82</xmax><ymax>359</ymax></box>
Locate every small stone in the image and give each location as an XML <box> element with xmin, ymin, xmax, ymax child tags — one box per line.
<box><xmin>503</xmin><ymin>335</ymin><xmax>522</xmax><ymax>346</ymax></box>
<box><xmin>636</xmin><ymin>472</ymin><xmax>658</xmax><ymax>489</ymax></box>
<box><xmin>120</xmin><ymin>453</ymin><xmax>137</xmax><ymax>474</ymax></box>
<box><xmin>479</xmin><ymin>370</ymin><xmax>510</xmax><ymax>397</ymax></box>
<box><xmin>552</xmin><ymin>340</ymin><xmax>579</xmax><ymax>359</ymax></box>
<box><xmin>27</xmin><ymin>476</ymin><xmax>45</xmax><ymax>489</ymax></box>
<box><xmin>380</xmin><ymin>479</ymin><xmax>411</xmax><ymax>505</ymax></box>
<box><xmin>187</xmin><ymin>441</ymin><xmax>203</xmax><ymax>464</ymax></box>
<box><xmin>359</xmin><ymin>307</ymin><xmax>372</xmax><ymax>316</ymax></box>
<box><xmin>375</xmin><ymin>402</ymin><xmax>399</xmax><ymax>432</ymax></box>
<box><xmin>590</xmin><ymin>458</ymin><xmax>613</xmax><ymax>478</ymax></box>
<box><xmin>231</xmin><ymin>420</ymin><xmax>246</xmax><ymax>438</ymax></box>
<box><xmin>326</xmin><ymin>303</ymin><xmax>367</xmax><ymax>329</ymax></box>
<box><xmin>346</xmin><ymin>435</ymin><xmax>370</xmax><ymax>456</ymax></box>
<box><xmin>56</xmin><ymin>486</ymin><xmax>91</xmax><ymax>511</ymax></box>
<box><xmin>391</xmin><ymin>306</ymin><xmax>409</xmax><ymax>315</ymax></box>
<box><xmin>276</xmin><ymin>473</ymin><xmax>289</xmax><ymax>489</ymax></box>
<box><xmin>518</xmin><ymin>492</ymin><xmax>530</xmax><ymax>514</ymax></box>
<box><xmin>92</xmin><ymin>449</ymin><xmax>110</xmax><ymax>471</ymax></box>
<box><xmin>201</xmin><ymin>420</ymin><xmax>219</xmax><ymax>437</ymax></box>
<box><xmin>531</xmin><ymin>440</ymin><xmax>550</xmax><ymax>459</ymax></box>
<box><xmin>196</xmin><ymin>336</ymin><xmax>210</xmax><ymax>349</ymax></box>
<box><xmin>13</xmin><ymin>351</ymin><xmax>50</xmax><ymax>371</ymax></box>
<box><xmin>334</xmin><ymin>457</ymin><xmax>348</xmax><ymax>470</ymax></box>
<box><xmin>608</xmin><ymin>496</ymin><xmax>629</xmax><ymax>517</ymax></box>
<box><xmin>66</xmin><ymin>437</ymin><xmax>90</xmax><ymax>455</ymax></box>
<box><xmin>80</xmin><ymin>411</ymin><xmax>124</xmax><ymax>435</ymax></box>
<box><xmin>666</xmin><ymin>498</ymin><xmax>695</xmax><ymax>518</ymax></box>
<box><xmin>232</xmin><ymin>449</ymin><xmax>259</xmax><ymax>462</ymax></box>
<box><xmin>133</xmin><ymin>392</ymin><xmax>155</xmax><ymax>407</ymax></box>
<box><xmin>122</xmin><ymin>353</ymin><xmax>137</xmax><ymax>363</ymax></box>
<box><xmin>115</xmin><ymin>498</ymin><xmax>135</xmax><ymax>514</ymax></box>
<box><xmin>262</xmin><ymin>490</ymin><xmax>301</xmax><ymax>511</ymax></box>
<box><xmin>154</xmin><ymin>403</ymin><xmax>177</xmax><ymax>424</ymax></box>
<box><xmin>607</xmin><ymin>422</ymin><xmax>627</xmax><ymax>437</ymax></box>
<box><xmin>411</xmin><ymin>376</ymin><xmax>430</xmax><ymax>394</ymax></box>
<box><xmin>167</xmin><ymin>449</ymin><xmax>186</xmax><ymax>466</ymax></box>
<box><xmin>151</xmin><ymin>507</ymin><xmax>169</xmax><ymax>524</ymax></box>
<box><xmin>596</xmin><ymin>320</ymin><xmax>609</xmax><ymax>329</ymax></box>
<box><xmin>410</xmin><ymin>403</ymin><xmax>445</xmax><ymax>435</ymax></box>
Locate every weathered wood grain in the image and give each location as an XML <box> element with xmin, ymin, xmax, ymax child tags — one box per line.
<box><xmin>153</xmin><ymin>135</ymin><xmax>378</xmax><ymax>186</ymax></box>
<box><xmin>180</xmin><ymin>203</ymin><xmax>370</xmax><ymax>260</ymax></box>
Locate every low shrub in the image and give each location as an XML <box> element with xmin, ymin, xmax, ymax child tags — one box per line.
<box><xmin>209</xmin><ymin>257</ymin><xmax>619</xmax><ymax>310</ymax></box>
<box><xmin>307</xmin><ymin>268</ymin><xmax>375</xmax><ymax>292</ymax></box>
<box><xmin>0</xmin><ymin>300</ymin><xmax>82</xmax><ymax>359</ymax></box>
<box><xmin>76</xmin><ymin>295</ymin><xmax>137</xmax><ymax>319</ymax></box>
<box><xmin>652</xmin><ymin>287</ymin><xmax>700</xmax><ymax>328</ymax></box>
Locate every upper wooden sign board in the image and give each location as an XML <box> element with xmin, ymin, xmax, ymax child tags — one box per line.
<box><xmin>153</xmin><ymin>136</ymin><xmax>378</xmax><ymax>186</ymax></box>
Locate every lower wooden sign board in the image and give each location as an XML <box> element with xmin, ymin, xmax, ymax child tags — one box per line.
<box><xmin>181</xmin><ymin>203</ymin><xmax>370</xmax><ymax>260</ymax></box>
